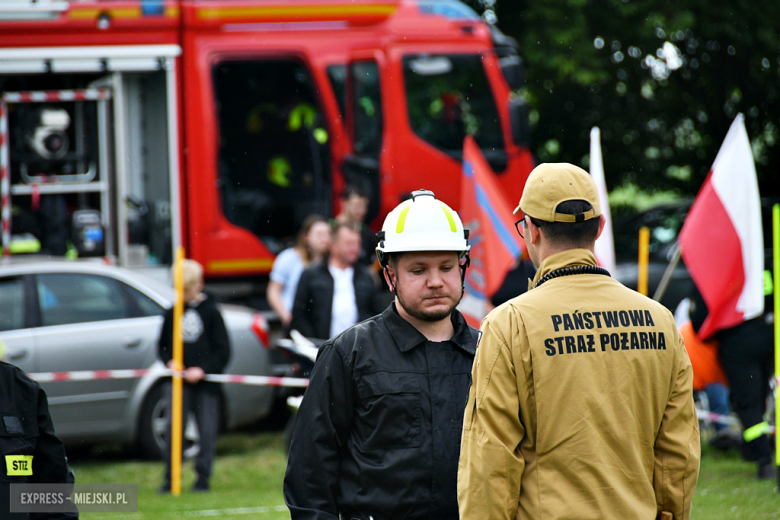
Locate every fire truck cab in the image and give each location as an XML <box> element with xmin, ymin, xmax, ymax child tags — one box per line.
<box><xmin>0</xmin><ymin>0</ymin><xmax>533</xmax><ymax>290</ymax></box>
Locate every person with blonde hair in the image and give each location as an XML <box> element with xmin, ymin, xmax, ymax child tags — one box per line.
<box><xmin>267</xmin><ymin>214</ymin><xmax>332</xmax><ymax>325</ymax></box>
<box><xmin>158</xmin><ymin>259</ymin><xmax>230</xmax><ymax>493</ymax></box>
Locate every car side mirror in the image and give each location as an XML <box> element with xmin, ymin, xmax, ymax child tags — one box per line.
<box><xmin>509</xmin><ymin>97</ymin><xmax>530</xmax><ymax>148</ymax></box>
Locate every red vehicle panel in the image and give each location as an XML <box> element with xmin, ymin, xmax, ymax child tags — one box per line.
<box><xmin>0</xmin><ymin>0</ymin><xmax>533</xmax><ymax>281</ymax></box>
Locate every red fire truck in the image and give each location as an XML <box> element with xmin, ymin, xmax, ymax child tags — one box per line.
<box><xmin>0</xmin><ymin>0</ymin><xmax>533</xmax><ymax>293</ymax></box>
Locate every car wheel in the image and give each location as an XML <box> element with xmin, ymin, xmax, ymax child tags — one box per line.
<box><xmin>137</xmin><ymin>384</ymin><xmax>201</xmax><ymax>460</ymax></box>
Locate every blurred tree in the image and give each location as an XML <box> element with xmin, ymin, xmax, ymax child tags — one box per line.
<box><xmin>470</xmin><ymin>0</ymin><xmax>780</xmax><ymax>201</ymax></box>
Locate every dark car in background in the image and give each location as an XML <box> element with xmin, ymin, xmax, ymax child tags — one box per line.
<box><xmin>612</xmin><ymin>201</ymin><xmax>694</xmax><ymax>312</ymax></box>
<box><xmin>613</xmin><ymin>197</ymin><xmax>778</xmax><ymax>314</ymax></box>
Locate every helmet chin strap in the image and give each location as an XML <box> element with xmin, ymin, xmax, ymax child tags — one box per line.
<box><xmin>383</xmin><ymin>265</ymin><xmax>397</xmax><ymax>294</ymax></box>
<box><xmin>459</xmin><ymin>251</ymin><xmax>471</xmax><ymax>291</ymax></box>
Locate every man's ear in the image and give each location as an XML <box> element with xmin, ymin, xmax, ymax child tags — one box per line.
<box><xmin>595</xmin><ymin>214</ymin><xmax>606</xmax><ymax>240</ymax></box>
<box><xmin>527</xmin><ymin>217</ymin><xmax>542</xmax><ymax>245</ymax></box>
<box><xmin>383</xmin><ymin>264</ymin><xmax>397</xmax><ymax>293</ymax></box>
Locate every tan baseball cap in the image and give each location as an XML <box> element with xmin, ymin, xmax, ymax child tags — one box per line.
<box><xmin>514</xmin><ymin>163</ymin><xmax>601</xmax><ymax>222</ymax></box>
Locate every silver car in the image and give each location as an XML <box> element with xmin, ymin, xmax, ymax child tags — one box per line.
<box><xmin>0</xmin><ymin>260</ymin><xmax>275</xmax><ymax>458</ymax></box>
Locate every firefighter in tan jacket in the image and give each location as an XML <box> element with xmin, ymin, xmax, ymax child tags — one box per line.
<box><xmin>458</xmin><ymin>163</ymin><xmax>700</xmax><ymax>520</ymax></box>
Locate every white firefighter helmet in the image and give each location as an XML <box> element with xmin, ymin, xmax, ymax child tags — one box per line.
<box><xmin>376</xmin><ymin>189</ymin><xmax>470</xmax><ymax>267</ymax></box>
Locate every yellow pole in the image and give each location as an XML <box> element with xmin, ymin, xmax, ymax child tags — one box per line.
<box><xmin>773</xmin><ymin>204</ymin><xmax>779</xmax><ymax>478</ymax></box>
<box><xmin>638</xmin><ymin>226</ymin><xmax>650</xmax><ymax>296</ymax></box>
<box><xmin>171</xmin><ymin>247</ymin><xmax>185</xmax><ymax>496</ymax></box>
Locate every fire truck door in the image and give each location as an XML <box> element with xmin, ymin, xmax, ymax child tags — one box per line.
<box><xmin>109</xmin><ymin>58</ymin><xmax>181</xmax><ymax>268</ymax></box>
<box><xmin>212</xmin><ymin>59</ymin><xmax>331</xmax><ymax>246</ymax></box>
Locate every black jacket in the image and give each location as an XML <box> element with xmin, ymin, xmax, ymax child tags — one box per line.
<box><xmin>284</xmin><ymin>304</ymin><xmax>478</xmax><ymax>520</ymax></box>
<box><xmin>291</xmin><ymin>260</ymin><xmax>383</xmax><ymax>340</ymax></box>
<box><xmin>0</xmin><ymin>361</ymin><xmax>77</xmax><ymax>519</ymax></box>
<box><xmin>158</xmin><ymin>294</ymin><xmax>231</xmax><ymax>392</ymax></box>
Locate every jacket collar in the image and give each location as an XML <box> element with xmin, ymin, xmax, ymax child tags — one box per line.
<box><xmin>529</xmin><ymin>248</ymin><xmax>598</xmax><ymax>290</ymax></box>
<box><xmin>382</xmin><ymin>303</ymin><xmax>476</xmax><ymax>355</ymax></box>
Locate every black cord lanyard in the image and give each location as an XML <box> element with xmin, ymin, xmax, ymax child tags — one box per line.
<box><xmin>533</xmin><ymin>265</ymin><xmax>611</xmax><ymax>289</ymax></box>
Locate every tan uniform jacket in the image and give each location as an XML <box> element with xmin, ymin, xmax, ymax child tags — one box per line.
<box><xmin>458</xmin><ymin>249</ymin><xmax>700</xmax><ymax>520</ymax></box>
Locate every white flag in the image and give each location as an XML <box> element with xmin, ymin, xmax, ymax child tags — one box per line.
<box><xmin>590</xmin><ymin>127</ymin><xmax>616</xmax><ymax>276</ymax></box>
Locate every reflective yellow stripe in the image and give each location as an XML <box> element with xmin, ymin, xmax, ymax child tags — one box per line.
<box><xmin>69</xmin><ymin>7</ymin><xmax>142</xmax><ymax>20</ymax></box>
<box><xmin>6</xmin><ymin>455</ymin><xmax>33</xmax><ymax>476</ymax></box>
<box><xmin>197</xmin><ymin>4</ymin><xmax>396</xmax><ymax>21</ymax></box>
<box><xmin>395</xmin><ymin>202</ymin><xmax>411</xmax><ymax>234</ymax></box>
<box><xmin>439</xmin><ymin>202</ymin><xmax>457</xmax><ymax>232</ymax></box>
<box><xmin>164</xmin><ymin>5</ymin><xmax>180</xmax><ymax>18</ymax></box>
<box><xmin>744</xmin><ymin>421</ymin><xmax>770</xmax><ymax>442</ymax></box>
<box><xmin>208</xmin><ymin>258</ymin><xmax>274</xmax><ymax>273</ymax></box>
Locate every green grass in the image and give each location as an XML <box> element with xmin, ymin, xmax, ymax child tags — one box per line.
<box><xmin>71</xmin><ymin>432</ymin><xmax>290</xmax><ymax>519</ymax></box>
<box><xmin>693</xmin><ymin>444</ymin><xmax>779</xmax><ymax>519</ymax></box>
<box><xmin>70</xmin><ymin>432</ymin><xmax>779</xmax><ymax>519</ymax></box>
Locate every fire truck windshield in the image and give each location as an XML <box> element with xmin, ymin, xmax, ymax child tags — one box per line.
<box><xmin>403</xmin><ymin>54</ymin><xmax>505</xmax><ymax>168</ymax></box>
<box><xmin>416</xmin><ymin>0</ymin><xmax>480</xmax><ymax>20</ymax></box>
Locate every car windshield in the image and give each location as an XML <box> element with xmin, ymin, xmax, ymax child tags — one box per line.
<box><xmin>403</xmin><ymin>54</ymin><xmax>504</xmax><ymax>156</ymax></box>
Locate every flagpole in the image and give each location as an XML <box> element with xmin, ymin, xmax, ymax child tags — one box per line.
<box><xmin>653</xmin><ymin>242</ymin><xmax>682</xmax><ymax>302</ymax></box>
<box><xmin>638</xmin><ymin>227</ymin><xmax>650</xmax><ymax>296</ymax></box>
<box><xmin>171</xmin><ymin>247</ymin><xmax>185</xmax><ymax>496</ymax></box>
<box><xmin>772</xmin><ymin>203</ymin><xmax>779</xmax><ymax>488</ymax></box>
<box><xmin>590</xmin><ymin>127</ymin><xmax>616</xmax><ymax>275</ymax></box>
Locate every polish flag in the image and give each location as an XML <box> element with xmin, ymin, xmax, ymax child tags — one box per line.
<box><xmin>678</xmin><ymin>114</ymin><xmax>764</xmax><ymax>339</ymax></box>
<box><xmin>590</xmin><ymin>127</ymin><xmax>616</xmax><ymax>275</ymax></box>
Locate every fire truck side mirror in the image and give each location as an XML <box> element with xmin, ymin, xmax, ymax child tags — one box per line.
<box><xmin>490</xmin><ymin>26</ymin><xmax>525</xmax><ymax>91</ymax></box>
<box><xmin>499</xmin><ymin>54</ymin><xmax>525</xmax><ymax>91</ymax></box>
<box><xmin>509</xmin><ymin>97</ymin><xmax>530</xmax><ymax>148</ymax></box>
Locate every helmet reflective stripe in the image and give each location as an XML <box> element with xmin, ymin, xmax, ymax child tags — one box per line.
<box><xmin>396</xmin><ymin>201</ymin><xmax>412</xmax><ymax>234</ymax></box>
<box><xmin>439</xmin><ymin>202</ymin><xmax>457</xmax><ymax>233</ymax></box>
<box><xmin>376</xmin><ymin>189</ymin><xmax>469</xmax><ymax>267</ymax></box>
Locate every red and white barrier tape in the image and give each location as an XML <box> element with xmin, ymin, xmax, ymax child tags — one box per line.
<box><xmin>695</xmin><ymin>408</ymin><xmax>743</xmax><ymax>427</ymax></box>
<box><xmin>1</xmin><ymin>89</ymin><xmax>112</xmax><ymax>104</ymax></box>
<box><xmin>28</xmin><ymin>369</ymin><xmax>309</xmax><ymax>388</ymax></box>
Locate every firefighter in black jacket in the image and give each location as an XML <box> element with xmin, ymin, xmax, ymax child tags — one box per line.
<box><xmin>284</xmin><ymin>190</ymin><xmax>478</xmax><ymax>520</ymax></box>
<box><xmin>157</xmin><ymin>260</ymin><xmax>230</xmax><ymax>493</ymax></box>
<box><xmin>0</xmin><ymin>360</ymin><xmax>78</xmax><ymax>519</ymax></box>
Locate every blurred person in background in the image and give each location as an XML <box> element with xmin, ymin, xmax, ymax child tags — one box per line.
<box><xmin>674</xmin><ymin>298</ymin><xmax>741</xmax><ymax>452</ymax></box>
<box><xmin>333</xmin><ymin>183</ymin><xmax>376</xmax><ymax>268</ymax></box>
<box><xmin>685</xmin><ymin>267</ymin><xmax>777</xmax><ymax>479</ymax></box>
<box><xmin>158</xmin><ymin>260</ymin><xmax>230</xmax><ymax>493</ymax></box>
<box><xmin>713</xmin><ymin>272</ymin><xmax>776</xmax><ymax>480</ymax></box>
<box><xmin>267</xmin><ymin>215</ymin><xmax>332</xmax><ymax>326</ymax></box>
<box><xmin>291</xmin><ymin>222</ymin><xmax>382</xmax><ymax>339</ymax></box>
